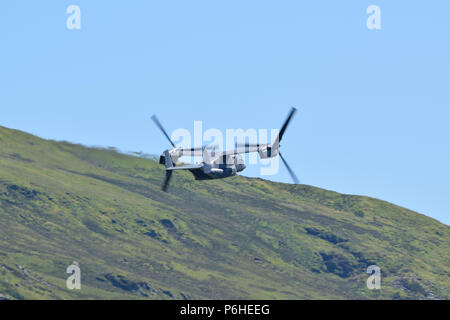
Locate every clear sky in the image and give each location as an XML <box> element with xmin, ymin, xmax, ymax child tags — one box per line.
<box><xmin>1</xmin><ymin>1</ymin><xmax>449</xmax><ymax>224</ymax></box>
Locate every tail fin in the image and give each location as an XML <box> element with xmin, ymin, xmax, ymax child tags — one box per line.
<box><xmin>163</xmin><ymin>150</ymin><xmax>174</xmax><ymax>169</ymax></box>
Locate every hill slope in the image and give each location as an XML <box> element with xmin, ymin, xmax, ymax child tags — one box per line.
<box><xmin>0</xmin><ymin>126</ymin><xmax>448</xmax><ymax>300</ymax></box>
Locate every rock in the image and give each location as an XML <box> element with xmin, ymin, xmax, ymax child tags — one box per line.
<box><xmin>159</xmin><ymin>219</ymin><xmax>176</xmax><ymax>231</ymax></box>
<box><xmin>145</xmin><ymin>230</ymin><xmax>162</xmax><ymax>240</ymax></box>
<box><xmin>319</xmin><ymin>252</ymin><xmax>356</xmax><ymax>278</ymax></box>
<box><xmin>305</xmin><ymin>227</ymin><xmax>347</xmax><ymax>244</ymax></box>
<box><xmin>103</xmin><ymin>274</ymin><xmax>156</xmax><ymax>297</ymax></box>
<box><xmin>161</xmin><ymin>289</ymin><xmax>174</xmax><ymax>298</ymax></box>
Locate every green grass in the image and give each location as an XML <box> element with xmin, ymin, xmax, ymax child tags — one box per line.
<box><xmin>0</xmin><ymin>125</ymin><xmax>449</xmax><ymax>300</ymax></box>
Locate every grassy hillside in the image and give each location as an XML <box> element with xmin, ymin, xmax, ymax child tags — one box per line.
<box><xmin>0</xmin><ymin>125</ymin><xmax>448</xmax><ymax>300</ymax></box>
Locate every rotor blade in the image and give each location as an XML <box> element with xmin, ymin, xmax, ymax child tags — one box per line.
<box><xmin>277</xmin><ymin>107</ymin><xmax>297</xmax><ymax>143</ymax></box>
<box><xmin>162</xmin><ymin>170</ymin><xmax>173</xmax><ymax>192</ymax></box>
<box><xmin>279</xmin><ymin>152</ymin><xmax>299</xmax><ymax>184</ymax></box>
<box><xmin>151</xmin><ymin>115</ymin><xmax>175</xmax><ymax>148</ymax></box>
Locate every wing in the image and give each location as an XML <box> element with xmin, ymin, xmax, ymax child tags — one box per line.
<box><xmin>219</xmin><ymin>146</ymin><xmax>259</xmax><ymax>156</ymax></box>
<box><xmin>166</xmin><ymin>163</ymin><xmax>204</xmax><ymax>171</ymax></box>
<box><xmin>178</xmin><ymin>148</ymin><xmax>204</xmax><ymax>157</ymax></box>
<box><xmin>177</xmin><ymin>146</ymin><xmax>259</xmax><ymax>158</ymax></box>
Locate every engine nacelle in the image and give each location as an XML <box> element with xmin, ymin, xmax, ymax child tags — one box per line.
<box><xmin>159</xmin><ymin>147</ymin><xmax>181</xmax><ymax>165</ymax></box>
<box><xmin>258</xmin><ymin>144</ymin><xmax>279</xmax><ymax>159</ymax></box>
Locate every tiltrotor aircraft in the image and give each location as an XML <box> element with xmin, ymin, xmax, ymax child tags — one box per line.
<box><xmin>151</xmin><ymin>108</ymin><xmax>298</xmax><ymax>192</ymax></box>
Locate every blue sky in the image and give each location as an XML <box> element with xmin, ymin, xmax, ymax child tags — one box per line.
<box><xmin>1</xmin><ymin>1</ymin><xmax>449</xmax><ymax>224</ymax></box>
